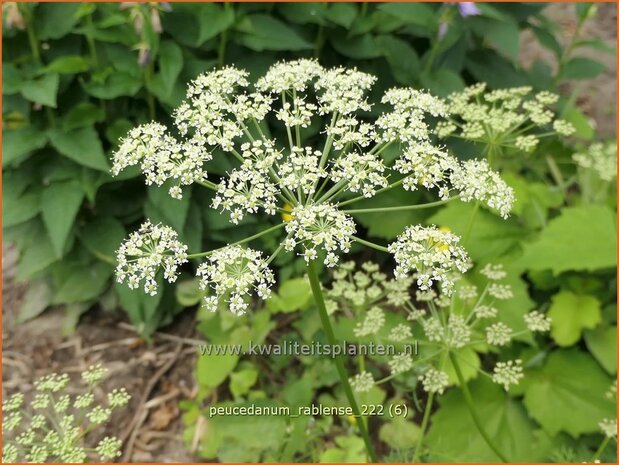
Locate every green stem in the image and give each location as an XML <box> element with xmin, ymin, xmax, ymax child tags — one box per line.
<box><xmin>345</xmin><ymin>196</ymin><xmax>457</xmax><ymax>214</ymax></box>
<box><xmin>187</xmin><ymin>223</ymin><xmax>285</xmax><ymax>259</ymax></box>
<box><xmin>306</xmin><ymin>260</ymin><xmax>378</xmax><ymax>463</ymax></box>
<box><xmin>352</xmin><ymin>236</ymin><xmax>389</xmax><ymax>253</ymax></box>
<box><xmin>411</xmin><ymin>391</ymin><xmax>435</xmax><ymax>463</ymax></box>
<box><xmin>461</xmin><ymin>200</ymin><xmax>480</xmax><ymax>246</ymax></box>
<box><xmin>591</xmin><ymin>436</ymin><xmax>611</xmax><ymax>462</ymax></box>
<box><xmin>448</xmin><ymin>352</ymin><xmax>509</xmax><ymax>462</ymax></box>
<box><xmin>338</xmin><ymin>178</ymin><xmax>404</xmax><ymax>207</ymax></box>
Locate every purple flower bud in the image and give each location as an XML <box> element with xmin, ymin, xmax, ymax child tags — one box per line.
<box><xmin>457</xmin><ymin>2</ymin><xmax>481</xmax><ymax>17</ymax></box>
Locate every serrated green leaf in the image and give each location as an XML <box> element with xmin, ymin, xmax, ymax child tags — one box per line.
<box><xmin>379</xmin><ymin>418</ymin><xmax>421</xmax><ymax>450</ymax></box>
<box><xmin>229</xmin><ymin>369</ymin><xmax>258</xmax><ymax>398</ymax></box>
<box><xmin>3</xmin><ymin>188</ymin><xmax>41</xmax><ymax>228</ymax></box>
<box><xmin>20</xmin><ymin>74</ymin><xmax>59</xmax><ymax>108</ymax></box>
<box><xmin>175</xmin><ymin>278</ymin><xmax>204</xmax><ymax>307</ymax></box>
<box><xmin>62</xmin><ymin>102</ymin><xmax>105</xmax><ymax>131</ymax></box>
<box><xmin>548</xmin><ymin>291</ymin><xmax>601</xmax><ymax>346</ymax></box>
<box><xmin>427</xmin><ymin>377</ymin><xmax>545</xmax><ymax>462</ymax></box>
<box><xmin>82</xmin><ymin>73</ymin><xmax>142</xmax><ymax>99</ymax></box>
<box><xmin>150</xmin><ymin>40</ymin><xmax>183</xmax><ymax>99</ymax></box>
<box><xmin>268</xmin><ymin>278</ymin><xmax>312</xmax><ymax>313</ymax></box>
<box><xmin>49</xmin><ymin>126</ymin><xmax>110</xmax><ymax>172</ymax></box>
<box><xmin>523</xmin><ymin>349</ymin><xmax>614</xmax><ymax>436</ymax></box>
<box><xmin>41</xmin><ymin>180</ymin><xmax>84</xmax><ymax>258</ymax></box>
<box><xmin>516</xmin><ymin>206</ymin><xmax>617</xmax><ymax>273</ymax></box>
<box><xmin>326</xmin><ymin>3</ymin><xmax>357</xmax><ymax>27</ymax></box>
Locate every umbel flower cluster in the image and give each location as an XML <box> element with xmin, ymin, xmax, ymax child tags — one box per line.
<box><xmin>112</xmin><ymin>60</ymin><xmax>519</xmax><ymax>313</ymax></box>
<box><xmin>573</xmin><ymin>141</ymin><xmax>617</xmax><ymax>182</ymax></box>
<box><xmin>329</xmin><ymin>261</ymin><xmax>551</xmax><ymax>394</ymax></box>
<box><xmin>2</xmin><ymin>365</ymin><xmax>130</xmax><ymax>463</ymax></box>
<box><xmin>436</xmin><ymin>83</ymin><xmax>575</xmax><ymax>155</ymax></box>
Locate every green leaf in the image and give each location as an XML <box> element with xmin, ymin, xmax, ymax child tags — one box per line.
<box><xmin>326</xmin><ymin>3</ymin><xmax>357</xmax><ymax>27</ymax></box>
<box><xmin>428</xmin><ymin>201</ymin><xmax>526</xmax><ymax>261</ymax></box>
<box><xmin>548</xmin><ymin>291</ymin><xmax>601</xmax><ymax>347</ymax></box>
<box><xmin>376</xmin><ymin>35</ymin><xmax>420</xmax><ymax>84</ymax></box>
<box><xmin>278</xmin><ymin>3</ymin><xmax>327</xmax><ymax>25</ymax></box>
<box><xmin>523</xmin><ymin>349</ymin><xmax>614</xmax><ymax>436</ymax></box>
<box><xmin>420</xmin><ymin>69</ymin><xmax>465</xmax><ymax>96</ymax></box>
<box><xmin>82</xmin><ymin>73</ymin><xmax>142</xmax><ymax>99</ymax></box>
<box><xmin>444</xmin><ymin>347</ymin><xmax>480</xmax><ymax>385</ymax></box>
<box><xmin>320</xmin><ymin>436</ymin><xmax>366</xmax><ymax>463</ymax></box>
<box><xmin>150</xmin><ymin>40</ymin><xmax>184</xmax><ymax>99</ymax></box>
<box><xmin>41</xmin><ymin>180</ymin><xmax>85</xmax><ymax>258</ymax></box>
<box><xmin>2</xmin><ymin>128</ymin><xmax>48</xmax><ymax>166</ymax></box>
<box><xmin>516</xmin><ymin>206</ymin><xmax>617</xmax><ymax>273</ymax></box>
<box><xmin>42</xmin><ymin>56</ymin><xmax>90</xmax><ymax>74</ymax></box>
<box><xmin>79</xmin><ymin>216</ymin><xmax>126</xmax><ymax>263</ymax></box>
<box><xmin>49</xmin><ymin>126</ymin><xmax>110</xmax><ymax>172</ymax></box>
<box><xmin>196</xmin><ymin>352</ymin><xmax>239</xmax><ymax>389</ymax></box>
<box><xmin>17</xmin><ymin>279</ymin><xmax>53</xmax><ymax>323</ymax></box>
<box><xmin>331</xmin><ymin>34</ymin><xmax>381</xmax><ymax>59</ymax></box>
<box><xmin>471</xmin><ymin>17</ymin><xmax>520</xmax><ymax>62</ymax></box>
<box><xmin>561</xmin><ymin>107</ymin><xmax>595</xmax><ymax>140</ymax></box>
<box><xmin>561</xmin><ymin>57</ymin><xmax>606</xmax><ymax>80</ymax></box>
<box><xmin>197</xmin><ymin>4</ymin><xmax>235</xmax><ymax>43</ymax></box>
<box><xmin>17</xmin><ymin>232</ymin><xmax>57</xmax><ymax>280</ymax></box>
<box><xmin>377</xmin><ymin>3</ymin><xmax>435</xmax><ymax>27</ymax></box>
<box><xmin>238</xmin><ymin>15</ymin><xmax>312</xmax><ymax>51</ymax></box>
<box><xmin>584</xmin><ymin>325</ymin><xmax>617</xmax><ymax>374</ymax></box>
<box><xmin>175</xmin><ymin>278</ymin><xmax>204</xmax><ymax>307</ymax></box>
<box><xmin>52</xmin><ymin>262</ymin><xmax>113</xmax><ymax>304</ymax></box>
<box><xmin>20</xmin><ymin>74</ymin><xmax>60</xmax><ymax>108</ymax></box>
<box><xmin>379</xmin><ymin>418</ymin><xmax>421</xmax><ymax>450</ymax></box>
<box><xmin>34</xmin><ymin>3</ymin><xmax>81</xmax><ymax>39</ymax></box>
<box><xmin>145</xmin><ymin>182</ymin><xmax>192</xmax><ymax>231</ymax></box>
<box><xmin>3</xmin><ymin>188</ymin><xmax>41</xmax><ymax>228</ymax></box>
<box><xmin>62</xmin><ymin>102</ymin><xmax>105</xmax><ymax>132</ymax></box>
<box><xmin>229</xmin><ymin>369</ymin><xmax>258</xmax><ymax>398</ymax></box>
<box><xmin>427</xmin><ymin>377</ymin><xmax>547</xmax><ymax>462</ymax></box>
<box><xmin>268</xmin><ymin>278</ymin><xmax>312</xmax><ymax>313</ymax></box>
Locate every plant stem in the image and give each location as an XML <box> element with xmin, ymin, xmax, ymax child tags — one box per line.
<box><xmin>352</xmin><ymin>236</ymin><xmax>389</xmax><ymax>253</ymax></box>
<box><xmin>448</xmin><ymin>352</ymin><xmax>509</xmax><ymax>462</ymax></box>
<box><xmin>344</xmin><ymin>196</ymin><xmax>457</xmax><ymax>214</ymax></box>
<box><xmin>591</xmin><ymin>436</ymin><xmax>611</xmax><ymax>462</ymax></box>
<box><xmin>461</xmin><ymin>200</ymin><xmax>479</xmax><ymax>246</ymax></box>
<box><xmin>187</xmin><ymin>223</ymin><xmax>285</xmax><ymax>259</ymax></box>
<box><xmin>411</xmin><ymin>391</ymin><xmax>435</xmax><ymax>463</ymax></box>
<box><xmin>306</xmin><ymin>260</ymin><xmax>378</xmax><ymax>463</ymax></box>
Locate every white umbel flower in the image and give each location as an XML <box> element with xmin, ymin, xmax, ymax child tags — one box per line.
<box><xmin>285</xmin><ymin>203</ymin><xmax>356</xmax><ymax>267</ymax></box>
<box><xmin>116</xmin><ymin>221</ymin><xmax>188</xmax><ymax>296</ymax></box>
<box><xmin>111</xmin><ymin>123</ymin><xmax>211</xmax><ymax>198</ymax></box>
<box><xmin>315</xmin><ymin>66</ymin><xmax>376</xmax><ymax>114</ymax></box>
<box><xmin>389</xmin><ymin>225</ymin><xmax>470</xmax><ymax>294</ymax></box>
<box><xmin>486</xmin><ymin>322</ymin><xmax>512</xmax><ymax>346</ymax></box>
<box><xmin>524</xmin><ymin>311</ymin><xmax>551</xmax><ymax>332</ymax></box>
<box><xmin>599</xmin><ymin>418</ymin><xmax>617</xmax><ymax>438</ymax></box>
<box><xmin>353</xmin><ymin>306</ymin><xmax>385</xmax><ymax>337</ymax></box>
<box><xmin>450</xmin><ymin>159</ymin><xmax>515</xmax><ymax>218</ymax></box>
<box><xmin>492</xmin><ymin>360</ymin><xmax>523</xmax><ymax>390</ymax></box>
<box><xmin>419</xmin><ymin>368</ymin><xmax>449</xmax><ymax>394</ymax></box>
<box><xmin>331</xmin><ymin>151</ymin><xmax>388</xmax><ymax>198</ymax></box>
<box><xmin>196</xmin><ymin>246</ymin><xmax>275</xmax><ymax>315</ymax></box>
<box><xmin>573</xmin><ymin>142</ymin><xmax>617</xmax><ymax>182</ymax></box>
<box><xmin>256</xmin><ymin>59</ymin><xmax>324</xmax><ymax>93</ymax></box>
<box><xmin>279</xmin><ymin>146</ymin><xmax>326</xmax><ymax>195</ymax></box>
<box><xmin>350</xmin><ymin>371</ymin><xmax>375</xmax><ymax>393</ymax></box>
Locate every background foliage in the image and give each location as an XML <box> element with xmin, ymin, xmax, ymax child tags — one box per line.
<box><xmin>2</xmin><ymin>2</ymin><xmax>616</xmax><ymax>463</ymax></box>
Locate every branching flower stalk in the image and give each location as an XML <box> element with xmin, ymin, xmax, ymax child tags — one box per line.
<box><xmin>2</xmin><ymin>365</ymin><xmax>130</xmax><ymax>463</ymax></box>
<box><xmin>111</xmin><ymin>60</ymin><xmax>522</xmax><ymax>461</ymax></box>
<box><xmin>328</xmin><ymin>261</ymin><xmax>551</xmax><ymax>462</ymax></box>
